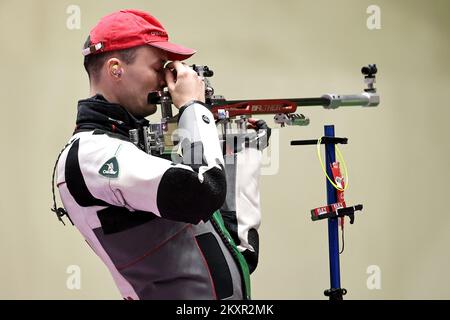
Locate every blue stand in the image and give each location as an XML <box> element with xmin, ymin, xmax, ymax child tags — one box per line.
<box><xmin>323</xmin><ymin>125</ymin><xmax>346</xmax><ymax>300</ymax></box>
<box><xmin>290</xmin><ymin>125</ymin><xmax>358</xmax><ymax>299</ymax></box>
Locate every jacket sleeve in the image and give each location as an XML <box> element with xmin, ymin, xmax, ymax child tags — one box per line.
<box><xmin>72</xmin><ymin>102</ymin><xmax>226</xmax><ymax>224</ymax></box>
<box><xmin>219</xmin><ymin>124</ymin><xmax>270</xmax><ymax>274</ymax></box>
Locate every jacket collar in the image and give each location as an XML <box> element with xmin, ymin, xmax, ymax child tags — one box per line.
<box><xmin>74</xmin><ymin>94</ymin><xmax>149</xmax><ymax>138</ymax></box>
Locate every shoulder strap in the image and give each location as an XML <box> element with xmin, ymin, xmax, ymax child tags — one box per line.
<box><xmin>51</xmin><ymin>139</ymin><xmax>76</xmax><ymax>225</ymax></box>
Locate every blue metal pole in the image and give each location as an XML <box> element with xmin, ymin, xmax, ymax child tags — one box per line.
<box><xmin>324</xmin><ymin>125</ymin><xmax>341</xmax><ymax>292</ymax></box>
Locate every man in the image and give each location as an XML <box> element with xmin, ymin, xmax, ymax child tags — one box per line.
<box><xmin>53</xmin><ymin>9</ymin><xmax>268</xmax><ymax>300</ymax></box>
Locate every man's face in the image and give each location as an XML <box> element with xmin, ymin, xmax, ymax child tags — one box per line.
<box><xmin>118</xmin><ymin>46</ymin><xmax>167</xmax><ymax>117</ymax></box>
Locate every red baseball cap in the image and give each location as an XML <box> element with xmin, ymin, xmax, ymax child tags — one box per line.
<box><xmin>82</xmin><ymin>9</ymin><xmax>196</xmax><ymax>61</ymax></box>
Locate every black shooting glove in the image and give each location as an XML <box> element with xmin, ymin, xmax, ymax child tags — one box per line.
<box><xmin>249</xmin><ymin>119</ymin><xmax>272</xmax><ymax>150</ymax></box>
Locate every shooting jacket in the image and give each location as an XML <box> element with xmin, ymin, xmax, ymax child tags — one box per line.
<box><xmin>55</xmin><ymin>95</ymin><xmax>263</xmax><ymax>300</ymax></box>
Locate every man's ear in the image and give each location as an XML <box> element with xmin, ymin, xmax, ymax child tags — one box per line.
<box><xmin>106</xmin><ymin>58</ymin><xmax>123</xmax><ymax>79</ymax></box>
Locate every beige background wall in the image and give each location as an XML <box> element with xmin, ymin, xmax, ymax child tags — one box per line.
<box><xmin>0</xmin><ymin>0</ymin><xmax>449</xmax><ymax>299</ymax></box>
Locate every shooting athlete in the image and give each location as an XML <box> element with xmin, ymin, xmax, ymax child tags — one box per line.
<box><xmin>52</xmin><ymin>9</ymin><xmax>269</xmax><ymax>300</ymax></box>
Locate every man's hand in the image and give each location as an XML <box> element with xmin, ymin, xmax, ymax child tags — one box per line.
<box><xmin>164</xmin><ymin>61</ymin><xmax>205</xmax><ymax>108</ymax></box>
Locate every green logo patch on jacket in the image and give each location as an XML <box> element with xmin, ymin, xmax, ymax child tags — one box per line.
<box><xmin>99</xmin><ymin>157</ymin><xmax>119</xmax><ymax>178</ymax></box>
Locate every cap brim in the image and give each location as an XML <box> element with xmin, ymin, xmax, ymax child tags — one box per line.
<box><xmin>147</xmin><ymin>41</ymin><xmax>196</xmax><ymax>61</ymax></box>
